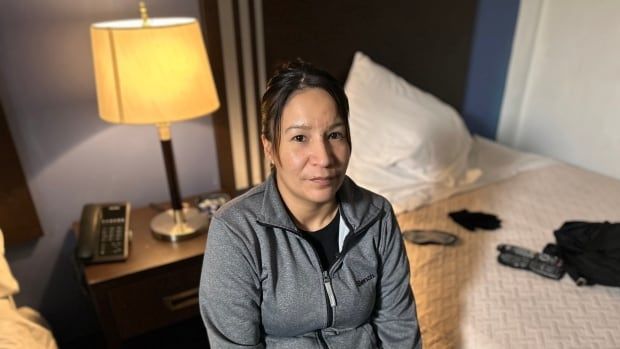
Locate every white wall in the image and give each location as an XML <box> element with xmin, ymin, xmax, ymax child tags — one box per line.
<box><xmin>0</xmin><ymin>0</ymin><xmax>220</xmax><ymax>343</ymax></box>
<box><xmin>498</xmin><ymin>0</ymin><xmax>620</xmax><ymax>180</ymax></box>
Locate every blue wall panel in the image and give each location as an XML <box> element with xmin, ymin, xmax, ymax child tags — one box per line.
<box><xmin>462</xmin><ymin>0</ymin><xmax>520</xmax><ymax>139</ymax></box>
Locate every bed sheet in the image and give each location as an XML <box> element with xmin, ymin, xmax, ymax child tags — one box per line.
<box><xmin>0</xmin><ymin>299</ymin><xmax>57</xmax><ymax>349</ymax></box>
<box><xmin>398</xmin><ymin>163</ymin><xmax>620</xmax><ymax>349</ymax></box>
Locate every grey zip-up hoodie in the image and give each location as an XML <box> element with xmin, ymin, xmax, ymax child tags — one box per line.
<box><xmin>199</xmin><ymin>175</ymin><xmax>422</xmax><ymax>348</ymax></box>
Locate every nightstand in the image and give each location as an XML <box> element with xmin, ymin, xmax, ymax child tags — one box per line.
<box><xmin>75</xmin><ymin>203</ymin><xmax>209</xmax><ymax>348</ymax></box>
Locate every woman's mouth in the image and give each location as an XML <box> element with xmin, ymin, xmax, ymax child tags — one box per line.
<box><xmin>309</xmin><ymin>176</ymin><xmax>337</xmax><ymax>186</ymax></box>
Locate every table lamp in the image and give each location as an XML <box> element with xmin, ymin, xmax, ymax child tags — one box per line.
<box><xmin>90</xmin><ymin>3</ymin><xmax>220</xmax><ymax>242</ymax></box>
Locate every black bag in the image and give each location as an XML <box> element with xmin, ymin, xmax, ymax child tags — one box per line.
<box><xmin>552</xmin><ymin>221</ymin><xmax>620</xmax><ymax>286</ymax></box>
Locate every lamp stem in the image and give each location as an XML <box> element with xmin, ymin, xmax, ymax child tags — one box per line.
<box><xmin>139</xmin><ymin>1</ymin><xmax>150</xmax><ymax>27</ymax></box>
<box><xmin>157</xmin><ymin>123</ymin><xmax>183</xmax><ymax>212</ymax></box>
<box><xmin>149</xmin><ymin>123</ymin><xmax>208</xmax><ymax>241</ymax></box>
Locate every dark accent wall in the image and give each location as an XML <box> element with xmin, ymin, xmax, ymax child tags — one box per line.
<box><xmin>262</xmin><ymin>0</ymin><xmax>478</xmax><ymax>111</ymax></box>
<box><xmin>199</xmin><ymin>0</ymin><xmax>235</xmax><ymax>195</ymax></box>
<box><xmin>0</xmin><ymin>100</ymin><xmax>43</xmax><ymax>245</ymax></box>
<box><xmin>462</xmin><ymin>0</ymin><xmax>520</xmax><ymax>138</ymax></box>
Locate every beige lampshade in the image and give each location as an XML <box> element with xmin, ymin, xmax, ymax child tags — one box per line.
<box><xmin>91</xmin><ymin>18</ymin><xmax>220</xmax><ymax>124</ymax></box>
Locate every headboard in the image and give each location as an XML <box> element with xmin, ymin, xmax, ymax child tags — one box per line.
<box><xmin>262</xmin><ymin>0</ymin><xmax>478</xmax><ymax>111</ymax></box>
<box><xmin>200</xmin><ymin>0</ymin><xmax>479</xmax><ymax>193</ymax></box>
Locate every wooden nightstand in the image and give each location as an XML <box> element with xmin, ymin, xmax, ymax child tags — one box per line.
<box><xmin>75</xmin><ymin>203</ymin><xmax>209</xmax><ymax>348</ymax></box>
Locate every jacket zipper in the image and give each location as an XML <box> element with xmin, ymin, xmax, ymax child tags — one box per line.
<box><xmin>314</xmin><ymin>263</ymin><xmax>337</xmax><ymax>349</ymax></box>
<box><xmin>316</xmin><ymin>330</ymin><xmax>329</xmax><ymax>349</ymax></box>
<box><xmin>304</xmin><ymin>239</ymin><xmax>336</xmax><ymax>349</ymax></box>
<box><xmin>323</xmin><ymin>270</ymin><xmax>337</xmax><ymax>323</ymax></box>
<box><xmin>323</xmin><ymin>271</ymin><xmax>337</xmax><ymax>308</ymax></box>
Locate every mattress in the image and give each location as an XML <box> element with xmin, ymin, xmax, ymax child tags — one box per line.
<box><xmin>398</xmin><ymin>163</ymin><xmax>620</xmax><ymax>349</ymax></box>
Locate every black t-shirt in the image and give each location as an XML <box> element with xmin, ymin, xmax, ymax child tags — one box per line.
<box><xmin>301</xmin><ymin>211</ymin><xmax>340</xmax><ymax>270</ymax></box>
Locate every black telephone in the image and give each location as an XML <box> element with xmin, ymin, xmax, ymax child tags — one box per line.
<box><xmin>76</xmin><ymin>203</ymin><xmax>131</xmax><ymax>264</ymax></box>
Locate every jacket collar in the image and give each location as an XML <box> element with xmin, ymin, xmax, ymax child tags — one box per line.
<box><xmin>257</xmin><ymin>174</ymin><xmax>383</xmax><ymax>234</ymax></box>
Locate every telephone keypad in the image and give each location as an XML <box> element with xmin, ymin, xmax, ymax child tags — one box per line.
<box><xmin>98</xmin><ymin>207</ymin><xmax>127</xmax><ymax>257</ymax></box>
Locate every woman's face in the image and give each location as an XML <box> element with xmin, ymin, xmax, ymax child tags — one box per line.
<box><xmin>262</xmin><ymin>88</ymin><xmax>351</xmax><ymax>210</ymax></box>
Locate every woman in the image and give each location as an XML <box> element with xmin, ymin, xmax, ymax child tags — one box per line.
<box><xmin>200</xmin><ymin>60</ymin><xmax>422</xmax><ymax>348</ymax></box>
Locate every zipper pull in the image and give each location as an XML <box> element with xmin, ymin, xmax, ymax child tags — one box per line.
<box><xmin>323</xmin><ymin>271</ymin><xmax>337</xmax><ymax>307</ymax></box>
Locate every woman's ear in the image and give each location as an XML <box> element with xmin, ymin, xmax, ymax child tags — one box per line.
<box><xmin>261</xmin><ymin>135</ymin><xmax>274</xmax><ymax>165</ymax></box>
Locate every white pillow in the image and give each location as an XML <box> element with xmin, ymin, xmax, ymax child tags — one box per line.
<box><xmin>0</xmin><ymin>229</ymin><xmax>19</xmax><ymax>298</ymax></box>
<box><xmin>345</xmin><ymin>52</ymin><xmax>476</xmax><ymax>210</ymax></box>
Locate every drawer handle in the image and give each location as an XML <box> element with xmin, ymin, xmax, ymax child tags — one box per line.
<box><xmin>162</xmin><ymin>287</ymin><xmax>199</xmax><ymax>311</ymax></box>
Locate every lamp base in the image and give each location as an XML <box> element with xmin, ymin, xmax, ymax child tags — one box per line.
<box><xmin>150</xmin><ymin>207</ymin><xmax>208</xmax><ymax>242</ymax></box>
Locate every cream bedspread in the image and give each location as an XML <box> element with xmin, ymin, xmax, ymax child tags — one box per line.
<box><xmin>0</xmin><ymin>299</ymin><xmax>57</xmax><ymax>349</ymax></box>
<box><xmin>399</xmin><ymin>164</ymin><xmax>620</xmax><ymax>349</ymax></box>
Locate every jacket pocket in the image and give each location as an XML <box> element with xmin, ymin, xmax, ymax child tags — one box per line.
<box><xmin>361</xmin><ymin>323</ymin><xmax>379</xmax><ymax>348</ymax></box>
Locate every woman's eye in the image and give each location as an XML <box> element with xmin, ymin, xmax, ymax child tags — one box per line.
<box><xmin>328</xmin><ymin>132</ymin><xmax>345</xmax><ymax>140</ymax></box>
<box><xmin>292</xmin><ymin>135</ymin><xmax>306</xmax><ymax>142</ymax></box>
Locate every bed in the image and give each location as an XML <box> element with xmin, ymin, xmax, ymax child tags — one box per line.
<box><xmin>399</xmin><ymin>163</ymin><xmax>620</xmax><ymax>348</ymax></box>
<box><xmin>337</xmin><ymin>51</ymin><xmax>620</xmax><ymax>348</ymax></box>
<box><xmin>0</xmin><ymin>229</ymin><xmax>57</xmax><ymax>349</ymax></box>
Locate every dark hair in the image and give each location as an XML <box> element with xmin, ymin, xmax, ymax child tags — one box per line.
<box><xmin>260</xmin><ymin>59</ymin><xmax>351</xmax><ymax>161</ymax></box>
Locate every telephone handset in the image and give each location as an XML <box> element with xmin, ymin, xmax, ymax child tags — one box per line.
<box><xmin>77</xmin><ymin>203</ymin><xmax>131</xmax><ymax>264</ymax></box>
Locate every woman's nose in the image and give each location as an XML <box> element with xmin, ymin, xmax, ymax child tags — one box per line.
<box><xmin>311</xmin><ymin>139</ymin><xmax>332</xmax><ymax>167</ymax></box>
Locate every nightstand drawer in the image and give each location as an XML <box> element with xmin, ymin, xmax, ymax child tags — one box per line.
<box><xmin>107</xmin><ymin>259</ymin><xmax>203</xmax><ymax>339</ymax></box>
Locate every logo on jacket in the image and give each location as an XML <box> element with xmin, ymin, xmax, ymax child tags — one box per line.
<box><xmin>355</xmin><ymin>273</ymin><xmax>376</xmax><ymax>287</ymax></box>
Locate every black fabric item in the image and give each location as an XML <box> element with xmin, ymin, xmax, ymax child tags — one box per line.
<box><xmin>301</xmin><ymin>211</ymin><xmax>340</xmax><ymax>270</ymax></box>
<box><xmin>448</xmin><ymin>209</ymin><xmax>501</xmax><ymax>231</ymax></box>
<box><xmin>543</xmin><ymin>243</ymin><xmax>561</xmax><ymax>257</ymax></box>
<box><xmin>552</xmin><ymin>221</ymin><xmax>620</xmax><ymax>287</ymax></box>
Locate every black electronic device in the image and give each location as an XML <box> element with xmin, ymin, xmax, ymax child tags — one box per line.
<box><xmin>76</xmin><ymin>203</ymin><xmax>131</xmax><ymax>264</ymax></box>
<box><xmin>497</xmin><ymin>244</ymin><xmax>565</xmax><ymax>280</ymax></box>
<box><xmin>497</xmin><ymin>244</ymin><xmax>537</xmax><ymax>259</ymax></box>
<box><xmin>497</xmin><ymin>251</ymin><xmax>531</xmax><ymax>269</ymax></box>
<box><xmin>528</xmin><ymin>252</ymin><xmax>565</xmax><ymax>280</ymax></box>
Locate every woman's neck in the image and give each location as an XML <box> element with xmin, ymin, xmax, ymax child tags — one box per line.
<box><xmin>286</xmin><ymin>198</ymin><xmax>339</xmax><ymax>232</ymax></box>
